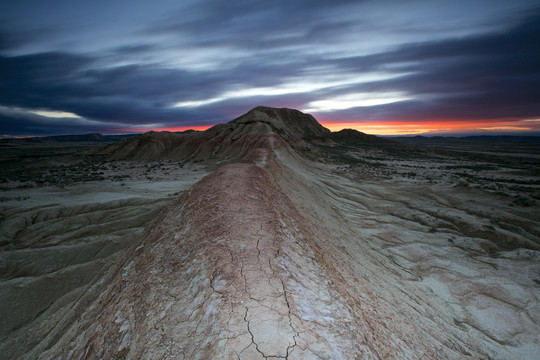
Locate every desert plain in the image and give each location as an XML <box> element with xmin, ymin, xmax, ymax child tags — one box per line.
<box><xmin>0</xmin><ymin>107</ymin><xmax>539</xmax><ymax>359</ymax></box>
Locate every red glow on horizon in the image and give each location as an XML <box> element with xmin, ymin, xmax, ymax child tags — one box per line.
<box><xmin>153</xmin><ymin>125</ymin><xmax>211</xmax><ymax>132</ymax></box>
<box><xmin>119</xmin><ymin>125</ymin><xmax>211</xmax><ymax>134</ymax></box>
<box><xmin>319</xmin><ymin>118</ymin><xmax>538</xmax><ymax>135</ymax></box>
<box><xmin>118</xmin><ymin>117</ymin><xmax>540</xmax><ymax>137</ymax></box>
<box><xmin>0</xmin><ymin>134</ymin><xmax>31</xmax><ymax>139</ymax></box>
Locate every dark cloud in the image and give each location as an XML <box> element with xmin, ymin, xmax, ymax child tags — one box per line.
<box><xmin>148</xmin><ymin>0</ymin><xmax>360</xmax><ymax>50</ymax></box>
<box><xmin>0</xmin><ymin>51</ymin><xmax>233</xmax><ymax>127</ymax></box>
<box><xmin>310</xmin><ymin>10</ymin><xmax>540</xmax><ymax>122</ymax></box>
<box><xmin>0</xmin><ymin>2</ymin><xmax>539</xmax><ymax>136</ymax></box>
<box><xmin>0</xmin><ymin>44</ymin><xmax>317</xmax><ymax>131</ymax></box>
<box><xmin>0</xmin><ymin>109</ymin><xmax>109</xmax><ymax>136</ymax></box>
<box><xmin>112</xmin><ymin>43</ymin><xmax>159</xmax><ymax>55</ymax></box>
<box><xmin>0</xmin><ymin>30</ymin><xmax>13</xmax><ymax>52</ymax></box>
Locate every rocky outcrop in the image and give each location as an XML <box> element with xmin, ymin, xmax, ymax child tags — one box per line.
<box><xmin>224</xmin><ymin>106</ymin><xmax>330</xmax><ymax>140</ymax></box>
<box><xmin>96</xmin><ymin>106</ymin><xmax>329</xmax><ymax>162</ymax></box>
<box><xmin>326</xmin><ymin>128</ymin><xmax>393</xmax><ymax>145</ymax></box>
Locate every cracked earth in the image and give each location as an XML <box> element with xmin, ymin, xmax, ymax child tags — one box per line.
<box><xmin>1</xmin><ymin>126</ymin><xmax>539</xmax><ymax>359</ymax></box>
<box><xmin>39</xmin><ymin>161</ymin><xmax>367</xmax><ymax>359</ymax></box>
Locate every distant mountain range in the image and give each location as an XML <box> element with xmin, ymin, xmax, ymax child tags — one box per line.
<box><xmin>390</xmin><ymin>134</ymin><xmax>540</xmax><ymax>141</ymax></box>
<box><xmin>0</xmin><ymin>129</ymin><xmax>210</xmax><ymax>145</ymax></box>
<box><xmin>0</xmin><ymin>132</ymin><xmax>138</xmax><ymax>144</ymax></box>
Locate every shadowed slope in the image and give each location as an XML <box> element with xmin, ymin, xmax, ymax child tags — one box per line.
<box><xmin>96</xmin><ymin>107</ymin><xmax>330</xmax><ymax>162</ymax></box>
<box><xmin>326</xmin><ymin>128</ymin><xmax>394</xmax><ymax>145</ymax></box>
<box><xmin>224</xmin><ymin>106</ymin><xmax>330</xmax><ymax>141</ymax></box>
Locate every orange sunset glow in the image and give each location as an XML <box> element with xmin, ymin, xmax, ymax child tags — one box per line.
<box><xmin>126</xmin><ymin>118</ymin><xmax>540</xmax><ymax>137</ymax></box>
<box><xmin>320</xmin><ymin>118</ymin><xmax>539</xmax><ymax>136</ymax></box>
<box><xmin>152</xmin><ymin>125</ymin><xmax>211</xmax><ymax>133</ymax></box>
<box><xmin>118</xmin><ymin>125</ymin><xmax>211</xmax><ymax>134</ymax></box>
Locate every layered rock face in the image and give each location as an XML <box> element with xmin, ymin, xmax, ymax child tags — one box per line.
<box><xmin>97</xmin><ymin>106</ymin><xmax>329</xmax><ymax>162</ymax></box>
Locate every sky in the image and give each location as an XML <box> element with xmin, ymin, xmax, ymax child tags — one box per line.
<box><xmin>1</xmin><ymin>0</ymin><xmax>539</xmax><ymax>137</ymax></box>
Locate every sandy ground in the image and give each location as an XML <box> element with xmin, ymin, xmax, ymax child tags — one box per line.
<box><xmin>0</xmin><ymin>132</ymin><xmax>539</xmax><ymax>359</ymax></box>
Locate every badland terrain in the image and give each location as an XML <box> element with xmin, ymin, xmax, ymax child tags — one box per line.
<box><xmin>1</xmin><ymin>106</ymin><xmax>539</xmax><ymax>359</ymax></box>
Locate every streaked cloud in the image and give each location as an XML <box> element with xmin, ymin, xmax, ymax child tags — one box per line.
<box><xmin>173</xmin><ymin>72</ymin><xmax>406</xmax><ymax>109</ymax></box>
<box><xmin>0</xmin><ymin>0</ymin><xmax>539</xmax><ymax>136</ymax></box>
<box><xmin>30</xmin><ymin>110</ymin><xmax>81</xmax><ymax>118</ymax></box>
<box><xmin>303</xmin><ymin>92</ymin><xmax>412</xmax><ymax>112</ymax></box>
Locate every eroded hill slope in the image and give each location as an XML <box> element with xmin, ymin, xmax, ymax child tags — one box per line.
<box><xmin>1</xmin><ymin>106</ymin><xmax>538</xmax><ymax>359</ymax></box>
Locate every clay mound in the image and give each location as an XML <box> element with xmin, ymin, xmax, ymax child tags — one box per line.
<box><xmin>326</xmin><ymin>128</ymin><xmax>395</xmax><ymax>145</ymax></box>
<box><xmin>97</xmin><ymin>131</ymin><xmax>196</xmax><ymax>161</ymax></box>
<box><xmin>224</xmin><ymin>106</ymin><xmax>330</xmax><ymax>141</ymax></box>
<box><xmin>96</xmin><ymin>106</ymin><xmax>329</xmax><ymax>162</ymax></box>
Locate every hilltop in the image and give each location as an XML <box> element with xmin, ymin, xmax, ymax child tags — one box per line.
<box><xmin>96</xmin><ymin>106</ymin><xmax>400</xmax><ymax>162</ymax></box>
<box><xmin>1</xmin><ymin>106</ymin><xmax>539</xmax><ymax>359</ymax></box>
